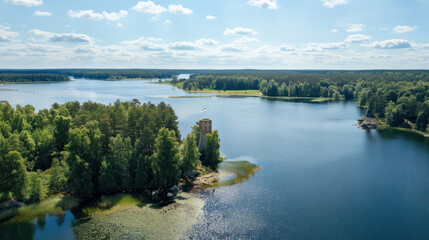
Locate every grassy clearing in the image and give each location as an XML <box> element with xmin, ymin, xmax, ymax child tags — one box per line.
<box><xmin>154</xmin><ymin>82</ymin><xmax>336</xmax><ymax>102</ymax></box>
<box><xmin>185</xmin><ymin>89</ymin><xmax>261</xmax><ymax>95</ymax></box>
<box><xmin>217</xmin><ymin>161</ymin><xmax>261</xmax><ymax>187</ymax></box>
<box><xmin>310</xmin><ymin>97</ymin><xmax>334</xmax><ymax>103</ymax></box>
<box><xmin>377</xmin><ymin>125</ymin><xmax>429</xmax><ymax>137</ymax></box>
<box><xmin>81</xmin><ymin>193</ymin><xmax>145</xmax><ymax>216</ymax></box>
<box><xmin>0</xmin><ymin>196</ymin><xmax>80</xmax><ymax>223</ymax></box>
<box><xmin>74</xmin><ymin>192</ymin><xmax>204</xmax><ymax>240</ymax></box>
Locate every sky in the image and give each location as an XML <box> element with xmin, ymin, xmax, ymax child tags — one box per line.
<box><xmin>0</xmin><ymin>0</ymin><xmax>429</xmax><ymax>69</ymax></box>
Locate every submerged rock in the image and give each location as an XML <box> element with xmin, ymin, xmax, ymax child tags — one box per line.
<box><xmin>4</xmin><ymin>200</ymin><xmax>23</xmax><ymax>209</ymax></box>
<box><xmin>357</xmin><ymin>116</ymin><xmax>378</xmax><ymax>129</ymax></box>
<box><xmin>185</xmin><ymin>171</ymin><xmax>200</xmax><ymax>179</ymax></box>
<box><xmin>169</xmin><ymin>185</ymin><xmax>180</xmax><ymax>193</ymax></box>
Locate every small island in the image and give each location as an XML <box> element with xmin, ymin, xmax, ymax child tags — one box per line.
<box><xmin>0</xmin><ymin>100</ymin><xmax>260</xmax><ymax>239</ymax></box>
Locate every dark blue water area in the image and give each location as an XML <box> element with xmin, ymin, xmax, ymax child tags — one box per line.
<box><xmin>0</xmin><ymin>211</ymin><xmax>75</xmax><ymax>240</ymax></box>
<box><xmin>1</xmin><ymin>79</ymin><xmax>429</xmax><ymax>239</ymax></box>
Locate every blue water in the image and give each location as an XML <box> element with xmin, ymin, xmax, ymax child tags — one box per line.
<box><xmin>1</xmin><ymin>79</ymin><xmax>429</xmax><ymax>239</ymax></box>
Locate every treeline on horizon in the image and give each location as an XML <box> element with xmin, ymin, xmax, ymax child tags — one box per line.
<box><xmin>0</xmin><ymin>73</ymin><xmax>70</xmax><ymax>83</ymax></box>
<box><xmin>2</xmin><ymin>69</ymin><xmax>429</xmax><ymax>82</ymax></box>
<box><xmin>0</xmin><ymin>69</ymin><xmax>187</xmax><ymax>81</ymax></box>
<box><xmin>181</xmin><ymin>71</ymin><xmax>429</xmax><ymax>132</ymax></box>
<box><xmin>0</xmin><ymin>100</ymin><xmax>222</xmax><ymax>203</ymax></box>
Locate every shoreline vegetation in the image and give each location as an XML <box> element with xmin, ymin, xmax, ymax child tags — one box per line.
<box><xmin>0</xmin><ymin>159</ymin><xmax>260</xmax><ymax>217</ymax></box>
<box><xmin>0</xmin><ymin>99</ymin><xmax>261</xmax><ymax>237</ymax></box>
<box><xmin>0</xmin><ymin>100</ymin><xmax>225</xmax><ymax>220</ymax></box>
<box><xmin>0</xmin><ymin>160</ymin><xmax>260</xmax><ymax>239</ymax></box>
<box><xmin>170</xmin><ymin>71</ymin><xmax>428</xmax><ymax>134</ymax></box>
<box><xmin>161</xmin><ymin>82</ymin><xmax>335</xmax><ymax>102</ymax></box>
<box><xmin>1</xmin><ymin>69</ymin><xmax>428</xmax><ymax>135</ymax></box>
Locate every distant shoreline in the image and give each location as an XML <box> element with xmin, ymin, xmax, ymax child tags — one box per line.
<box><xmin>158</xmin><ymin>81</ymin><xmax>335</xmax><ymax>102</ymax></box>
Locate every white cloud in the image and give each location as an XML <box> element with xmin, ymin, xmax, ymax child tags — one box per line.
<box><xmin>132</xmin><ymin>1</ymin><xmax>167</xmax><ymax>15</ymax></box>
<box><xmin>304</xmin><ymin>42</ymin><xmax>349</xmax><ymax>51</ymax></box>
<box><xmin>206</xmin><ymin>15</ymin><xmax>216</xmax><ymax>20</ymax></box>
<box><xmin>322</xmin><ymin>0</ymin><xmax>349</xmax><ymax>8</ymax></box>
<box><xmin>345</xmin><ymin>34</ymin><xmax>371</xmax><ymax>43</ymax></box>
<box><xmin>5</xmin><ymin>0</ymin><xmax>42</xmax><ymax>7</ymax></box>
<box><xmin>165</xmin><ymin>19</ymin><xmax>171</xmax><ymax>24</ymax></box>
<box><xmin>29</xmin><ymin>29</ymin><xmax>94</xmax><ymax>43</ymax></box>
<box><xmin>68</xmin><ymin>10</ymin><xmax>103</xmax><ymax>20</ymax></box>
<box><xmin>26</xmin><ymin>43</ymin><xmax>63</xmax><ymax>52</ymax></box>
<box><xmin>141</xmin><ymin>42</ymin><xmax>165</xmax><ymax>51</ymax></box>
<box><xmin>122</xmin><ymin>37</ymin><xmax>162</xmax><ymax>45</ymax></box>
<box><xmin>331</xmin><ymin>29</ymin><xmax>338</xmax><ymax>33</ymax></box>
<box><xmin>367</xmin><ymin>39</ymin><xmax>412</xmax><ymax>49</ymax></box>
<box><xmin>247</xmin><ymin>0</ymin><xmax>278</xmax><ymax>10</ymax></box>
<box><xmin>102</xmin><ymin>10</ymin><xmax>128</xmax><ymax>21</ymax></box>
<box><xmin>74</xmin><ymin>47</ymin><xmax>94</xmax><ymax>54</ymax></box>
<box><xmin>224</xmin><ymin>27</ymin><xmax>258</xmax><ymax>36</ymax></box>
<box><xmin>68</xmin><ymin>10</ymin><xmax>128</xmax><ymax>21</ymax></box>
<box><xmin>280</xmin><ymin>45</ymin><xmax>296</xmax><ymax>51</ymax></box>
<box><xmin>220</xmin><ymin>44</ymin><xmax>247</xmax><ymax>52</ymax></box>
<box><xmin>49</xmin><ymin>33</ymin><xmax>93</xmax><ymax>43</ymax></box>
<box><xmin>220</xmin><ymin>37</ymin><xmax>259</xmax><ymax>52</ymax></box>
<box><xmin>234</xmin><ymin>36</ymin><xmax>259</xmax><ymax>44</ymax></box>
<box><xmin>116</xmin><ymin>23</ymin><xmax>123</xmax><ymax>28</ymax></box>
<box><xmin>196</xmin><ymin>38</ymin><xmax>219</xmax><ymax>46</ymax></box>
<box><xmin>345</xmin><ymin>24</ymin><xmax>364</xmax><ymax>33</ymax></box>
<box><xmin>169</xmin><ymin>41</ymin><xmax>197</xmax><ymax>50</ymax></box>
<box><xmin>168</xmin><ymin>4</ymin><xmax>193</xmax><ymax>15</ymax></box>
<box><xmin>122</xmin><ymin>37</ymin><xmax>166</xmax><ymax>51</ymax></box>
<box><xmin>34</xmin><ymin>11</ymin><xmax>51</xmax><ymax>16</ymax></box>
<box><xmin>0</xmin><ymin>24</ymin><xmax>11</xmax><ymax>30</ymax></box>
<box><xmin>28</xmin><ymin>29</ymin><xmax>51</xmax><ymax>36</ymax></box>
<box><xmin>0</xmin><ymin>29</ymin><xmax>20</xmax><ymax>42</ymax></box>
<box><xmin>419</xmin><ymin>43</ymin><xmax>429</xmax><ymax>49</ymax></box>
<box><xmin>393</xmin><ymin>25</ymin><xmax>417</xmax><ymax>34</ymax></box>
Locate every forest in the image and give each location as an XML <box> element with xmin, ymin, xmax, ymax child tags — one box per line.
<box><xmin>181</xmin><ymin>71</ymin><xmax>429</xmax><ymax>132</ymax></box>
<box><xmin>1</xmin><ymin>70</ymin><xmax>428</xmax><ymax>133</ymax></box>
<box><xmin>0</xmin><ymin>73</ymin><xmax>70</xmax><ymax>83</ymax></box>
<box><xmin>0</xmin><ymin>69</ymin><xmax>185</xmax><ymax>81</ymax></box>
<box><xmin>0</xmin><ymin>100</ymin><xmax>222</xmax><ymax>203</ymax></box>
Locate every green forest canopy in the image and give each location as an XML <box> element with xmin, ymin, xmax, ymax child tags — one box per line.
<box><xmin>0</xmin><ymin>100</ymin><xmax>222</xmax><ymax>202</ymax></box>
<box><xmin>181</xmin><ymin>71</ymin><xmax>429</xmax><ymax>132</ymax></box>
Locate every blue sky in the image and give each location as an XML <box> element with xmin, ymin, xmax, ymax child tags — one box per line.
<box><xmin>0</xmin><ymin>0</ymin><xmax>428</xmax><ymax>69</ymax></box>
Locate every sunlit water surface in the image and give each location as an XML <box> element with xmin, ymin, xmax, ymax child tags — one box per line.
<box><xmin>1</xmin><ymin>79</ymin><xmax>429</xmax><ymax>239</ymax></box>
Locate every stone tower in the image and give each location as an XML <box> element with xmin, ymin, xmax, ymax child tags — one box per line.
<box><xmin>198</xmin><ymin>118</ymin><xmax>212</xmax><ymax>149</ymax></box>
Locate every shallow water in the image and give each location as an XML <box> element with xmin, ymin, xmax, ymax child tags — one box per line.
<box><xmin>1</xmin><ymin>79</ymin><xmax>429</xmax><ymax>239</ymax></box>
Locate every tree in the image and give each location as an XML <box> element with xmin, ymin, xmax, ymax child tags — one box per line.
<box><xmin>151</xmin><ymin>128</ymin><xmax>180</xmax><ymax>187</ymax></box>
<box><xmin>33</xmin><ymin>128</ymin><xmax>55</xmax><ymax>170</ymax></box>
<box><xmin>180</xmin><ymin>133</ymin><xmax>199</xmax><ymax>174</ymax></box>
<box><xmin>135</xmin><ymin>155</ymin><xmax>150</xmax><ymax>189</ymax></box>
<box><xmin>385</xmin><ymin>102</ymin><xmax>404</xmax><ymax>127</ymax></box>
<box><xmin>27</xmin><ymin>171</ymin><xmax>47</xmax><ymax>202</ymax></box>
<box><xmin>68</xmin><ymin>156</ymin><xmax>93</xmax><ymax>198</ymax></box>
<box><xmin>49</xmin><ymin>158</ymin><xmax>67</xmax><ymax>194</ymax></box>
<box><xmin>266</xmin><ymin>80</ymin><xmax>279</xmax><ymax>96</ymax></box>
<box><xmin>54</xmin><ymin>116</ymin><xmax>71</xmax><ymax>154</ymax></box>
<box><xmin>99</xmin><ymin>160</ymin><xmax>119</xmax><ymax>194</ymax></box>
<box><xmin>0</xmin><ymin>151</ymin><xmax>27</xmax><ymax>200</ymax></box>
<box><xmin>130</xmin><ymin>139</ymin><xmax>151</xmax><ymax>189</ymax></box>
<box><xmin>204</xmin><ymin>130</ymin><xmax>223</xmax><ymax>167</ymax></box>
<box><xmin>333</xmin><ymin>91</ymin><xmax>341</xmax><ymax>101</ymax></box>
<box><xmin>106</xmin><ymin>135</ymin><xmax>132</xmax><ymax>191</ymax></box>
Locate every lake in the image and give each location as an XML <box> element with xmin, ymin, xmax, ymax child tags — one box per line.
<box><xmin>1</xmin><ymin>79</ymin><xmax>429</xmax><ymax>239</ymax></box>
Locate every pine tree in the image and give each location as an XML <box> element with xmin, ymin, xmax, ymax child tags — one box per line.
<box><xmin>181</xmin><ymin>133</ymin><xmax>199</xmax><ymax>174</ymax></box>
<box><xmin>151</xmin><ymin>128</ymin><xmax>180</xmax><ymax>187</ymax></box>
<box><xmin>205</xmin><ymin>130</ymin><xmax>222</xmax><ymax>167</ymax></box>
